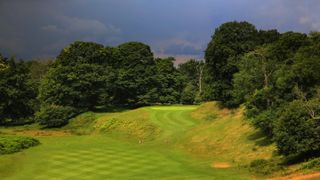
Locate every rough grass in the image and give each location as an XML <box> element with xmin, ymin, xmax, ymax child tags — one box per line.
<box><xmin>65</xmin><ymin>108</ymin><xmax>161</xmax><ymax>141</ymax></box>
<box><xmin>95</xmin><ymin>108</ymin><xmax>161</xmax><ymax>141</ymax></box>
<box><xmin>183</xmin><ymin>102</ymin><xmax>276</xmax><ymax>165</ymax></box>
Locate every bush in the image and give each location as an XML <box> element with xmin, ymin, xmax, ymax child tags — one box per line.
<box><xmin>36</xmin><ymin>104</ymin><xmax>78</xmax><ymax>128</ymax></box>
<box><xmin>274</xmin><ymin>100</ymin><xmax>320</xmax><ymax>157</ymax></box>
<box><xmin>0</xmin><ymin>135</ymin><xmax>40</xmax><ymax>155</ymax></box>
<box><xmin>249</xmin><ymin>159</ymin><xmax>282</xmax><ymax>175</ymax></box>
<box><xmin>302</xmin><ymin>158</ymin><xmax>320</xmax><ymax>170</ymax></box>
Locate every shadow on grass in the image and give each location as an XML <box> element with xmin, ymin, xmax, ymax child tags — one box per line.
<box><xmin>93</xmin><ymin>106</ymin><xmax>129</xmax><ymax>113</ymax></box>
<box><xmin>282</xmin><ymin>151</ymin><xmax>320</xmax><ymax>165</ymax></box>
<box><xmin>247</xmin><ymin>130</ymin><xmax>273</xmax><ymax>147</ymax></box>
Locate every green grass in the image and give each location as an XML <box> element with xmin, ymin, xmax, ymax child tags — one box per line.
<box><xmin>0</xmin><ymin>135</ymin><xmax>249</xmax><ymax>180</ymax></box>
<box><xmin>0</xmin><ymin>103</ymin><xmax>280</xmax><ymax>179</ymax></box>
<box><xmin>148</xmin><ymin>105</ymin><xmax>198</xmax><ymax>143</ymax></box>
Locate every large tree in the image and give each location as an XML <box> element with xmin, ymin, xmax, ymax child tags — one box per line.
<box><xmin>112</xmin><ymin>42</ymin><xmax>157</xmax><ymax>106</ymax></box>
<box><xmin>203</xmin><ymin>21</ymin><xmax>259</xmax><ymax>107</ymax></box>
<box><xmin>39</xmin><ymin>41</ymin><xmax>115</xmax><ymax>111</ymax></box>
<box><xmin>0</xmin><ymin>57</ymin><xmax>37</xmax><ymax>125</ymax></box>
<box><xmin>154</xmin><ymin>57</ymin><xmax>183</xmax><ymax>104</ymax></box>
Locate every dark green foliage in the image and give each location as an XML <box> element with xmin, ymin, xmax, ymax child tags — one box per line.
<box><xmin>112</xmin><ymin>42</ymin><xmax>157</xmax><ymax>106</ymax></box>
<box><xmin>203</xmin><ymin>21</ymin><xmax>259</xmax><ymax>106</ymax></box>
<box><xmin>257</xmin><ymin>29</ymin><xmax>280</xmax><ymax>45</ymax></box>
<box><xmin>0</xmin><ymin>57</ymin><xmax>37</xmax><ymax>125</ymax></box>
<box><xmin>178</xmin><ymin>59</ymin><xmax>204</xmax><ymax>104</ymax></box>
<box><xmin>55</xmin><ymin>41</ymin><xmax>112</xmax><ymax>66</ymax></box>
<box><xmin>274</xmin><ymin>100</ymin><xmax>320</xmax><ymax>156</ymax></box>
<box><xmin>0</xmin><ymin>135</ymin><xmax>40</xmax><ymax>155</ymax></box>
<box><xmin>39</xmin><ymin>41</ymin><xmax>115</xmax><ymax>111</ymax></box>
<box><xmin>39</xmin><ymin>63</ymin><xmax>114</xmax><ymax>110</ymax></box>
<box><xmin>36</xmin><ymin>104</ymin><xmax>78</xmax><ymax>128</ymax></box>
<box><xmin>180</xmin><ymin>83</ymin><xmax>197</xmax><ymax>104</ymax></box>
<box><xmin>268</xmin><ymin>32</ymin><xmax>308</xmax><ymax>62</ymax></box>
<box><xmin>154</xmin><ymin>57</ymin><xmax>182</xmax><ymax>104</ymax></box>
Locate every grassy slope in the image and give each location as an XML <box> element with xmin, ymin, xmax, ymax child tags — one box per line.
<box><xmin>182</xmin><ymin>102</ymin><xmax>275</xmax><ymax>165</ymax></box>
<box><xmin>65</xmin><ymin>108</ymin><xmax>161</xmax><ymax>141</ymax></box>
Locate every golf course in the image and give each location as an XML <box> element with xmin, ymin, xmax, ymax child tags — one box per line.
<box><xmin>0</xmin><ymin>103</ymin><xmax>270</xmax><ymax>180</ymax></box>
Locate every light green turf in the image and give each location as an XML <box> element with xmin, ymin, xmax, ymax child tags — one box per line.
<box><xmin>147</xmin><ymin>106</ymin><xmax>199</xmax><ymax>142</ymax></box>
<box><xmin>0</xmin><ymin>105</ymin><xmax>252</xmax><ymax>180</ymax></box>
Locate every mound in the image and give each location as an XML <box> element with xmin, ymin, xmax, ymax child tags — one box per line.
<box><xmin>0</xmin><ymin>135</ymin><xmax>40</xmax><ymax>155</ymax></box>
<box><xmin>66</xmin><ymin>108</ymin><xmax>160</xmax><ymax>141</ymax></box>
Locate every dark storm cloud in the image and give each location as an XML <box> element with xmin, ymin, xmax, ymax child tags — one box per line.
<box><xmin>0</xmin><ymin>0</ymin><xmax>320</xmax><ymax>61</ymax></box>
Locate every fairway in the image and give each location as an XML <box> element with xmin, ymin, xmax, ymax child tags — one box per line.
<box><xmin>0</xmin><ymin>106</ymin><xmax>251</xmax><ymax>180</ymax></box>
<box><xmin>148</xmin><ymin>106</ymin><xmax>198</xmax><ymax>141</ymax></box>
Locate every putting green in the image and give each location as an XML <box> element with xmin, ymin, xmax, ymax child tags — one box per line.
<box><xmin>0</xmin><ymin>106</ymin><xmax>251</xmax><ymax>179</ymax></box>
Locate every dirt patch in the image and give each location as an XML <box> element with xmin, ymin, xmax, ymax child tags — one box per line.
<box><xmin>211</xmin><ymin>162</ymin><xmax>231</xmax><ymax>169</ymax></box>
<box><xmin>269</xmin><ymin>172</ymin><xmax>320</xmax><ymax>180</ymax></box>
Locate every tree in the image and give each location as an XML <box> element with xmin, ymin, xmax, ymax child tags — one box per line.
<box><xmin>178</xmin><ymin>59</ymin><xmax>204</xmax><ymax>103</ymax></box>
<box><xmin>181</xmin><ymin>82</ymin><xmax>197</xmax><ymax>104</ymax></box>
<box><xmin>39</xmin><ymin>41</ymin><xmax>115</xmax><ymax>111</ymax></box>
<box><xmin>0</xmin><ymin>57</ymin><xmax>37</xmax><ymax>125</ymax></box>
<box><xmin>257</xmin><ymin>29</ymin><xmax>280</xmax><ymax>45</ymax></box>
<box><xmin>203</xmin><ymin>21</ymin><xmax>259</xmax><ymax>107</ymax></box>
<box><xmin>153</xmin><ymin>57</ymin><xmax>182</xmax><ymax>104</ymax></box>
<box><xmin>275</xmin><ymin>99</ymin><xmax>320</xmax><ymax>156</ymax></box>
<box><xmin>112</xmin><ymin>42</ymin><xmax>157</xmax><ymax>106</ymax></box>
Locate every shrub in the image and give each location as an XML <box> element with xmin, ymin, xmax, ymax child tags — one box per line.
<box><xmin>0</xmin><ymin>136</ymin><xmax>40</xmax><ymax>155</ymax></box>
<box><xmin>302</xmin><ymin>158</ymin><xmax>320</xmax><ymax>170</ymax></box>
<box><xmin>274</xmin><ymin>100</ymin><xmax>320</xmax><ymax>157</ymax></box>
<box><xmin>249</xmin><ymin>159</ymin><xmax>282</xmax><ymax>175</ymax></box>
<box><xmin>36</xmin><ymin>104</ymin><xmax>78</xmax><ymax>128</ymax></box>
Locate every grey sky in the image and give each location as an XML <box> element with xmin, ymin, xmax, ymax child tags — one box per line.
<box><xmin>0</xmin><ymin>0</ymin><xmax>320</xmax><ymax>62</ymax></box>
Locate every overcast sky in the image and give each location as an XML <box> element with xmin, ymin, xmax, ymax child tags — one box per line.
<box><xmin>1</xmin><ymin>0</ymin><xmax>320</xmax><ymax>62</ymax></box>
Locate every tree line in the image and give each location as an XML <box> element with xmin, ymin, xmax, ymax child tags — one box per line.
<box><xmin>0</xmin><ymin>42</ymin><xmax>203</xmax><ymax>127</ymax></box>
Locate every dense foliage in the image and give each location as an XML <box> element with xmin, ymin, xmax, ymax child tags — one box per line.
<box><xmin>178</xmin><ymin>59</ymin><xmax>204</xmax><ymax>104</ymax></box>
<box><xmin>36</xmin><ymin>104</ymin><xmax>78</xmax><ymax>128</ymax></box>
<box><xmin>154</xmin><ymin>57</ymin><xmax>183</xmax><ymax>104</ymax></box>
<box><xmin>112</xmin><ymin>42</ymin><xmax>157</xmax><ymax>105</ymax></box>
<box><xmin>0</xmin><ymin>56</ymin><xmax>37</xmax><ymax>125</ymax></box>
